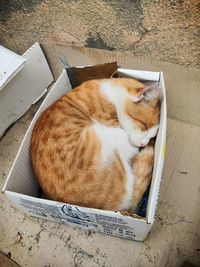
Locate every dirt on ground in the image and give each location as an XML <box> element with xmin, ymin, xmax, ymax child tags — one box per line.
<box><xmin>0</xmin><ymin>0</ymin><xmax>199</xmax><ymax>67</ymax></box>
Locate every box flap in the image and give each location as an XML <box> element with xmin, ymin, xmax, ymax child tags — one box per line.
<box><xmin>0</xmin><ymin>42</ymin><xmax>54</xmax><ymax>138</ymax></box>
<box><xmin>117</xmin><ymin>69</ymin><xmax>160</xmax><ymax>81</ymax></box>
<box><xmin>0</xmin><ymin>45</ymin><xmax>26</xmax><ymax>90</ymax></box>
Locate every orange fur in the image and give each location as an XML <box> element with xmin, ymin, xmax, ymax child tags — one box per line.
<box><xmin>131</xmin><ymin>141</ymin><xmax>155</xmax><ymax>211</ymax></box>
<box><xmin>125</xmin><ymin>97</ymin><xmax>160</xmax><ymax>130</ymax></box>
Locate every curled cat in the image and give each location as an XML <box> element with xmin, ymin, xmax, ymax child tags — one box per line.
<box><xmin>31</xmin><ymin>78</ymin><xmax>160</xmax><ymax>212</ymax></box>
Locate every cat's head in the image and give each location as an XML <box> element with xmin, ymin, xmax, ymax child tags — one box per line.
<box><xmin>108</xmin><ymin>78</ymin><xmax>161</xmax><ymax>147</ymax></box>
<box><xmin>112</xmin><ymin>78</ymin><xmax>160</xmax><ymax>104</ymax></box>
<box><xmin>134</xmin><ymin>86</ymin><xmax>161</xmax><ymax>147</ymax></box>
<box><xmin>125</xmin><ymin>82</ymin><xmax>161</xmax><ymax>147</ymax></box>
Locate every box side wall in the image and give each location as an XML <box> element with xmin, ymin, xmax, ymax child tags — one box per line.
<box><xmin>3</xmin><ymin>70</ymin><xmax>71</xmax><ymax>195</ymax></box>
<box><xmin>41</xmin><ymin>43</ymin><xmax>200</xmax><ymax>126</ymax></box>
<box><xmin>117</xmin><ymin>69</ymin><xmax>160</xmax><ymax>82</ymax></box>
<box><xmin>146</xmin><ymin>72</ymin><xmax>167</xmax><ymax>223</ymax></box>
<box><xmin>5</xmin><ymin>191</ymin><xmax>151</xmax><ymax>241</ymax></box>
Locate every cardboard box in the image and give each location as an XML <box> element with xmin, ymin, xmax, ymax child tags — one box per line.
<box><xmin>3</xmin><ymin>44</ymin><xmax>167</xmax><ymax>241</ymax></box>
<box><xmin>0</xmin><ymin>43</ymin><xmax>54</xmax><ymax>138</ymax></box>
<box><xmin>0</xmin><ymin>45</ymin><xmax>26</xmax><ymax>90</ymax></box>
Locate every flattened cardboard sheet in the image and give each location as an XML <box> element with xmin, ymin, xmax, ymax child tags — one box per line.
<box><xmin>0</xmin><ymin>45</ymin><xmax>26</xmax><ymax>90</ymax></box>
<box><xmin>0</xmin><ymin>43</ymin><xmax>54</xmax><ymax>138</ymax></box>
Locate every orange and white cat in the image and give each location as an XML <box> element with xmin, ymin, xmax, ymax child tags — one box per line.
<box><xmin>31</xmin><ymin>78</ymin><xmax>160</xmax><ymax>212</ymax></box>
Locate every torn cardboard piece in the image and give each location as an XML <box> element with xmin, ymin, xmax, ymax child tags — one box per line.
<box><xmin>0</xmin><ymin>45</ymin><xmax>26</xmax><ymax>90</ymax></box>
<box><xmin>0</xmin><ymin>43</ymin><xmax>54</xmax><ymax>139</ymax></box>
<box><xmin>67</xmin><ymin>61</ymin><xmax>118</xmax><ymax>88</ymax></box>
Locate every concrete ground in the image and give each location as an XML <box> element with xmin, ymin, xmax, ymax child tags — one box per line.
<box><xmin>0</xmin><ymin>1</ymin><xmax>200</xmax><ymax>266</ymax></box>
<box><xmin>0</xmin><ymin>0</ymin><xmax>199</xmax><ymax>67</ymax></box>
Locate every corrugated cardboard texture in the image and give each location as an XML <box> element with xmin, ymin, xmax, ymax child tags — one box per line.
<box><xmin>41</xmin><ymin>43</ymin><xmax>200</xmax><ymax>126</ymax></box>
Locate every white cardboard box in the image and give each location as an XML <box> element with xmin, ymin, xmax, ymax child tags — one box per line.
<box><xmin>3</xmin><ymin>57</ymin><xmax>167</xmax><ymax>241</ymax></box>
<box><xmin>0</xmin><ymin>45</ymin><xmax>26</xmax><ymax>90</ymax></box>
<box><xmin>0</xmin><ymin>43</ymin><xmax>54</xmax><ymax>138</ymax></box>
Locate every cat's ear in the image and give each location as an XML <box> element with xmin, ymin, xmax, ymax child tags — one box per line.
<box><xmin>140</xmin><ymin>86</ymin><xmax>160</xmax><ymax>101</ymax></box>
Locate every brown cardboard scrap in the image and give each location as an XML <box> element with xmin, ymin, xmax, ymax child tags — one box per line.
<box><xmin>68</xmin><ymin>61</ymin><xmax>118</xmax><ymax>87</ymax></box>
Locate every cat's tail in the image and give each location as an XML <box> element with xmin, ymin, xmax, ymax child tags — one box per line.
<box><xmin>131</xmin><ymin>140</ymin><xmax>155</xmax><ymax>211</ymax></box>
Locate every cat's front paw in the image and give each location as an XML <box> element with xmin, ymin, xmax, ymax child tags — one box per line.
<box><xmin>130</xmin><ymin>126</ymin><xmax>159</xmax><ymax>147</ymax></box>
<box><xmin>129</xmin><ymin>131</ymin><xmax>148</xmax><ymax>147</ymax></box>
<box><xmin>148</xmin><ymin>125</ymin><xmax>159</xmax><ymax>139</ymax></box>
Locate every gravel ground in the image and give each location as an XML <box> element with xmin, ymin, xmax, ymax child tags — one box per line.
<box><xmin>0</xmin><ymin>0</ymin><xmax>199</xmax><ymax>67</ymax></box>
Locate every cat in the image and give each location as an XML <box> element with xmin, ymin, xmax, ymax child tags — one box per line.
<box><xmin>31</xmin><ymin>78</ymin><xmax>160</xmax><ymax>212</ymax></box>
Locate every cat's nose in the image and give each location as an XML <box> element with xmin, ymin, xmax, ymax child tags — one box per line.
<box><xmin>141</xmin><ymin>143</ymin><xmax>145</xmax><ymax>147</ymax></box>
